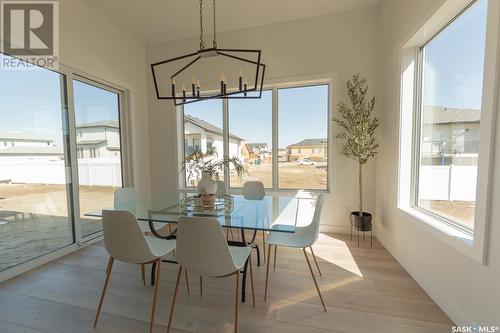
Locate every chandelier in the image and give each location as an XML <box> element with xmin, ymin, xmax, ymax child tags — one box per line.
<box><xmin>151</xmin><ymin>0</ymin><xmax>266</xmax><ymax>106</ymax></box>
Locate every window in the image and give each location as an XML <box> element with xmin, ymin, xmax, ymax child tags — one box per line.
<box><xmin>278</xmin><ymin>85</ymin><xmax>329</xmax><ymax>190</ymax></box>
<box><xmin>228</xmin><ymin>91</ymin><xmax>272</xmax><ymax>188</ymax></box>
<box><xmin>179</xmin><ymin>82</ymin><xmax>330</xmax><ymax>191</ymax></box>
<box><xmin>0</xmin><ymin>53</ymin><xmax>74</xmax><ymax>271</ymax></box>
<box><xmin>73</xmin><ymin>78</ymin><xmax>124</xmax><ymax>238</ymax></box>
<box><xmin>183</xmin><ymin>99</ymin><xmax>223</xmax><ymax>186</ymax></box>
<box><xmin>415</xmin><ymin>0</ymin><xmax>487</xmax><ymax>231</ymax></box>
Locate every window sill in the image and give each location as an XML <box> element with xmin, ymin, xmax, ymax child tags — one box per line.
<box><xmin>398</xmin><ymin>206</ymin><xmax>482</xmax><ymax>261</ymax></box>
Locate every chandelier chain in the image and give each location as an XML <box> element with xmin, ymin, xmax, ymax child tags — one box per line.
<box><xmin>212</xmin><ymin>0</ymin><xmax>217</xmax><ymax>48</ymax></box>
<box><xmin>199</xmin><ymin>0</ymin><xmax>205</xmax><ymax>50</ymax></box>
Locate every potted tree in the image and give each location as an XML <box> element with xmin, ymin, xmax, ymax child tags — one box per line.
<box><xmin>333</xmin><ymin>74</ymin><xmax>379</xmax><ymax>240</ymax></box>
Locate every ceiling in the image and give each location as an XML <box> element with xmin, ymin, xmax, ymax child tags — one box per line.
<box><xmin>87</xmin><ymin>0</ymin><xmax>381</xmax><ymax>44</ymax></box>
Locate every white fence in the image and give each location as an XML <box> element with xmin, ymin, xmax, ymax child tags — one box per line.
<box><xmin>419</xmin><ymin>165</ymin><xmax>477</xmax><ymax>201</ymax></box>
<box><xmin>0</xmin><ymin>158</ymin><xmax>121</xmax><ymax>187</ymax></box>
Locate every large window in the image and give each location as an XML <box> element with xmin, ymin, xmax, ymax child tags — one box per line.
<box><xmin>229</xmin><ymin>91</ymin><xmax>272</xmax><ymax>188</ymax></box>
<box><xmin>180</xmin><ymin>82</ymin><xmax>330</xmax><ymax>191</ymax></box>
<box><xmin>415</xmin><ymin>0</ymin><xmax>487</xmax><ymax>231</ymax></box>
<box><xmin>73</xmin><ymin>78</ymin><xmax>124</xmax><ymax>238</ymax></box>
<box><xmin>0</xmin><ymin>53</ymin><xmax>128</xmax><ymax>273</ymax></box>
<box><xmin>0</xmin><ymin>54</ymin><xmax>74</xmax><ymax>271</ymax></box>
<box><xmin>278</xmin><ymin>85</ymin><xmax>329</xmax><ymax>190</ymax></box>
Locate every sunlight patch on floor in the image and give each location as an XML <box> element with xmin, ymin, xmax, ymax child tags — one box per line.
<box><xmin>308</xmin><ymin>233</ymin><xmax>363</xmax><ymax>277</ymax></box>
<box><xmin>269</xmin><ymin>275</ymin><xmax>362</xmax><ymax>312</ymax></box>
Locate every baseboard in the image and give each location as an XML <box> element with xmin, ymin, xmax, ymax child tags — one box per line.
<box><xmin>375</xmin><ymin>230</ymin><xmax>470</xmax><ymax>325</ymax></box>
<box><xmin>319</xmin><ymin>224</ymin><xmax>351</xmax><ymax>234</ymax></box>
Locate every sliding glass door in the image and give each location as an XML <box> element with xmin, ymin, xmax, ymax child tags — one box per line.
<box><xmin>0</xmin><ymin>54</ymin><xmax>74</xmax><ymax>271</ymax></box>
<box><xmin>73</xmin><ymin>78</ymin><xmax>123</xmax><ymax>238</ymax></box>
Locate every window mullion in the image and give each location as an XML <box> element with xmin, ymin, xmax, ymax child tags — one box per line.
<box><xmin>272</xmin><ymin>87</ymin><xmax>279</xmax><ymax>191</ymax></box>
<box><xmin>223</xmin><ymin>98</ymin><xmax>229</xmax><ymax>187</ymax></box>
<box><xmin>64</xmin><ymin>72</ymin><xmax>82</xmax><ymax>244</ymax></box>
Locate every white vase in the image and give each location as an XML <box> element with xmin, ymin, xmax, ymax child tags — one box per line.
<box><xmin>197</xmin><ymin>172</ymin><xmax>217</xmax><ymax>195</ymax></box>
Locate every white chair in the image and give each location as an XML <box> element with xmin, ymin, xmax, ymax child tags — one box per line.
<box><xmin>166</xmin><ymin>216</ymin><xmax>255</xmax><ymax>333</ymax></box>
<box><xmin>94</xmin><ymin>210</ymin><xmax>176</xmax><ymax>333</ymax></box>
<box><xmin>264</xmin><ymin>194</ymin><xmax>326</xmax><ymax>312</ymax></box>
<box><xmin>242</xmin><ymin>181</ymin><xmax>268</xmax><ymax>262</ymax></box>
<box><xmin>216</xmin><ymin>180</ymin><xmax>226</xmax><ymax>195</ymax></box>
<box><xmin>114</xmin><ymin>187</ymin><xmax>167</xmax><ymax>285</ymax></box>
<box><xmin>114</xmin><ymin>187</ymin><xmax>166</xmax><ymax>234</ymax></box>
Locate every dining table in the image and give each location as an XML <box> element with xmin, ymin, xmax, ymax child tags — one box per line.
<box><xmin>85</xmin><ymin>192</ymin><xmax>319</xmax><ymax>302</ymax></box>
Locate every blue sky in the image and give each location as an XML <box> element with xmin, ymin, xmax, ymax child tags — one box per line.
<box><xmin>0</xmin><ymin>0</ymin><xmax>487</xmax><ymax>147</ymax></box>
<box><xmin>423</xmin><ymin>0</ymin><xmax>487</xmax><ymax>110</ymax></box>
<box><xmin>0</xmin><ymin>60</ymin><xmax>119</xmax><ymax>144</ymax></box>
<box><xmin>186</xmin><ymin>85</ymin><xmax>329</xmax><ymax>148</ymax></box>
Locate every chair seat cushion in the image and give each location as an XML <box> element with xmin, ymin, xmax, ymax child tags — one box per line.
<box><xmin>228</xmin><ymin>246</ymin><xmax>252</xmax><ymax>270</ymax></box>
<box><xmin>266</xmin><ymin>226</ymin><xmax>312</xmax><ymax>248</ymax></box>
<box><xmin>145</xmin><ymin>237</ymin><xmax>176</xmax><ymax>258</ymax></box>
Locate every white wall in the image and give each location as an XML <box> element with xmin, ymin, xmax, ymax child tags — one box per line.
<box><xmin>59</xmin><ymin>0</ymin><xmax>150</xmax><ymax>201</ymax></box>
<box><xmin>147</xmin><ymin>7</ymin><xmax>380</xmax><ymax>229</ymax></box>
<box><xmin>376</xmin><ymin>0</ymin><xmax>500</xmax><ymax>325</ymax></box>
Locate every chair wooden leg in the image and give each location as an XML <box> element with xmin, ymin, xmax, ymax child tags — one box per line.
<box><xmin>264</xmin><ymin>244</ymin><xmax>272</xmax><ymax>301</ymax></box>
<box><xmin>184</xmin><ymin>269</ymin><xmax>190</xmax><ymax>295</ymax></box>
<box><xmin>249</xmin><ymin>255</ymin><xmax>255</xmax><ymax>307</ymax></box>
<box><xmin>262</xmin><ymin>231</ymin><xmax>266</xmax><ymax>263</ymax></box>
<box><xmin>105</xmin><ymin>257</ymin><xmax>111</xmax><ymax>275</ymax></box>
<box><xmin>94</xmin><ymin>257</ymin><xmax>114</xmax><ymax>328</ymax></box>
<box><xmin>149</xmin><ymin>260</ymin><xmax>161</xmax><ymax>333</ymax></box>
<box><xmin>303</xmin><ymin>248</ymin><xmax>326</xmax><ymax>312</ymax></box>
<box><xmin>141</xmin><ymin>264</ymin><xmax>146</xmax><ymax>286</ymax></box>
<box><xmin>273</xmin><ymin>245</ymin><xmax>277</xmax><ymax>270</ymax></box>
<box><xmin>200</xmin><ymin>276</ymin><xmax>203</xmax><ymax>297</ymax></box>
<box><xmin>310</xmin><ymin>246</ymin><xmax>322</xmax><ymax>277</ymax></box>
<box><xmin>167</xmin><ymin>266</ymin><xmax>183</xmax><ymax>333</ymax></box>
<box><xmin>235</xmin><ymin>271</ymin><xmax>240</xmax><ymax>333</ymax></box>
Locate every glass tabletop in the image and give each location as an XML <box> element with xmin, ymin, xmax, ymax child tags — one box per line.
<box><xmin>85</xmin><ymin>193</ymin><xmax>320</xmax><ymax>233</ymax></box>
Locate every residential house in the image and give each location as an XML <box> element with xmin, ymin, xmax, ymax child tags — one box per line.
<box><xmin>184</xmin><ymin>115</ymin><xmax>243</xmax><ymax>159</ymax></box>
<box><xmin>287</xmin><ymin>138</ymin><xmax>327</xmax><ymax>162</ymax></box>
<box><xmin>0</xmin><ymin>133</ymin><xmax>62</xmax><ymax>160</ymax></box>
<box><xmin>241</xmin><ymin>143</ymin><xmax>271</xmax><ymax>164</ymax></box>
<box><xmin>76</xmin><ymin>121</ymin><xmax>121</xmax><ymax>159</ymax></box>
<box><xmin>421</xmin><ymin>106</ymin><xmax>480</xmax><ymax>166</ymax></box>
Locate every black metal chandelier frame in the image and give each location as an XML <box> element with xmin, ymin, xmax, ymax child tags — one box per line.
<box><xmin>150</xmin><ymin>0</ymin><xmax>266</xmax><ymax>106</ymax></box>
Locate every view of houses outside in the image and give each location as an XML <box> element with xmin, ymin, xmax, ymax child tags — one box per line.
<box><xmin>417</xmin><ymin>0</ymin><xmax>486</xmax><ymax>229</ymax></box>
<box><xmin>184</xmin><ymin>88</ymin><xmax>329</xmax><ymax>189</ymax></box>
<box><xmin>0</xmin><ymin>59</ymin><xmax>123</xmax><ymax>271</ymax></box>
<box><xmin>278</xmin><ymin>85</ymin><xmax>329</xmax><ymax>190</ymax></box>
<box><xmin>73</xmin><ymin>79</ymin><xmax>122</xmax><ymax>238</ymax></box>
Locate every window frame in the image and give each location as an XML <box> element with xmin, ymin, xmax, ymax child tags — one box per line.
<box><xmin>178</xmin><ymin>78</ymin><xmax>333</xmax><ymax>193</ymax></box>
<box><xmin>0</xmin><ymin>53</ymin><xmax>134</xmax><ymax>281</ymax></box>
<box><xmin>398</xmin><ymin>0</ymin><xmax>498</xmax><ymax>264</ymax></box>
<box><xmin>412</xmin><ymin>0</ymin><xmax>484</xmax><ymax>234</ymax></box>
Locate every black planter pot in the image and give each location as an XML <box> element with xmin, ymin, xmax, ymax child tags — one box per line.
<box><xmin>349</xmin><ymin>211</ymin><xmax>373</xmax><ymax>246</ymax></box>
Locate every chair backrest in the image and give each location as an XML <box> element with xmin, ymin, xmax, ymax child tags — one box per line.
<box><xmin>102</xmin><ymin>210</ymin><xmax>155</xmax><ymax>264</ymax></box>
<box><xmin>114</xmin><ymin>187</ymin><xmax>138</xmax><ymax>208</ymax></box>
<box><xmin>242</xmin><ymin>181</ymin><xmax>265</xmax><ymax>200</ymax></box>
<box><xmin>302</xmin><ymin>194</ymin><xmax>325</xmax><ymax>246</ymax></box>
<box><xmin>176</xmin><ymin>216</ymin><xmax>237</xmax><ymax>277</ymax></box>
<box><xmin>215</xmin><ymin>180</ymin><xmax>226</xmax><ymax>196</ymax></box>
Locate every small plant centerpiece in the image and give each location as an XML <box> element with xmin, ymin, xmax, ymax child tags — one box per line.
<box><xmin>181</xmin><ymin>147</ymin><xmax>247</xmax><ymax>205</ymax></box>
<box><xmin>333</xmin><ymin>74</ymin><xmax>379</xmax><ymax>240</ymax></box>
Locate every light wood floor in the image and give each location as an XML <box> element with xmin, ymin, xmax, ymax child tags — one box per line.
<box><xmin>0</xmin><ymin>233</ymin><xmax>453</xmax><ymax>333</ymax></box>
